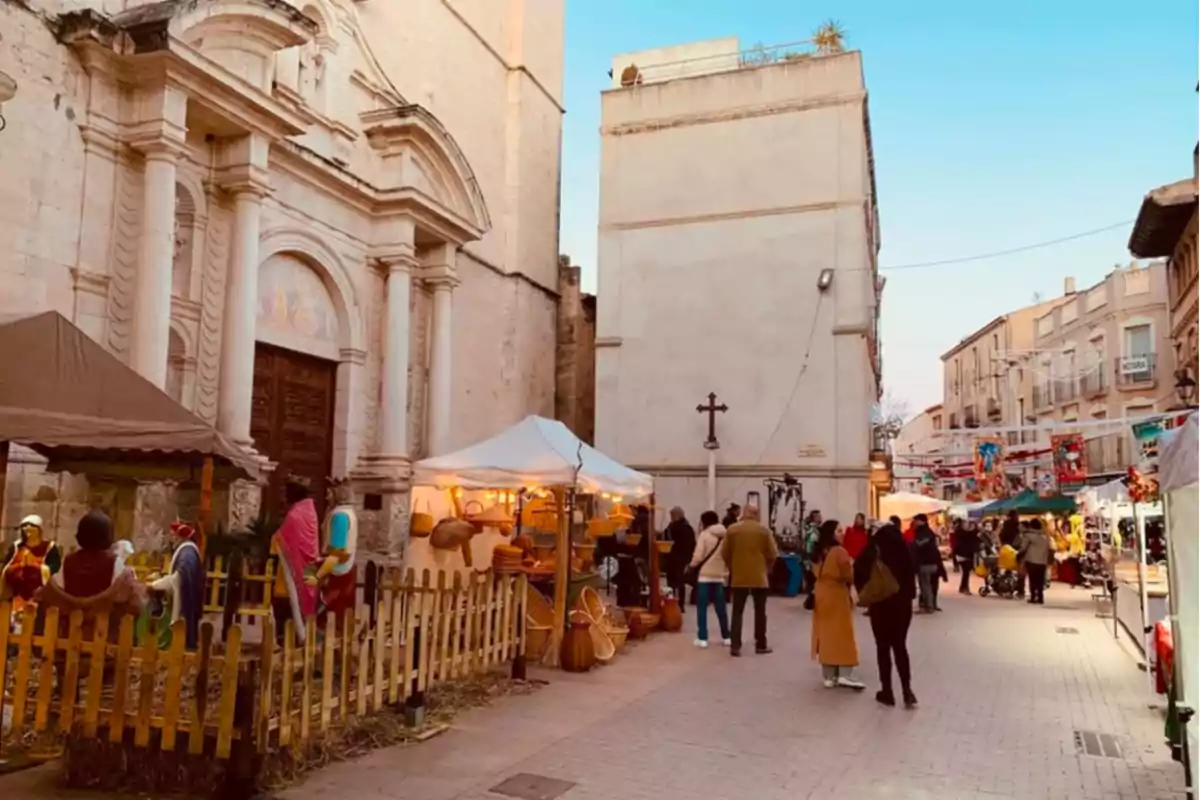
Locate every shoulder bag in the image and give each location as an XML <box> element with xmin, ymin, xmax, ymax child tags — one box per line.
<box><xmin>684</xmin><ymin>536</ymin><xmax>721</xmax><ymax>586</ymax></box>
<box><xmin>856</xmin><ymin>545</ymin><xmax>900</xmax><ymax>608</ymax></box>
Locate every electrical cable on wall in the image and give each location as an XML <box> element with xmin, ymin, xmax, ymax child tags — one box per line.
<box><xmin>714</xmin><ymin>290</ymin><xmax>827</xmax><ymax>512</ymax></box>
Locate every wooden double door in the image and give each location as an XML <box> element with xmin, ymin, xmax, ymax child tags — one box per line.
<box><xmin>250</xmin><ymin>343</ymin><xmax>337</xmax><ymax>522</ymax></box>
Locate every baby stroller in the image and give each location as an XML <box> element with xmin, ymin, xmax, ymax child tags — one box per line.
<box><xmin>976</xmin><ymin>542</ymin><xmax>1021</xmax><ymax>598</ymax></box>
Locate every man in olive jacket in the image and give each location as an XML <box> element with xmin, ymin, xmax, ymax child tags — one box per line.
<box><xmin>721</xmin><ymin>506</ymin><xmax>778</xmax><ymax>656</ymax></box>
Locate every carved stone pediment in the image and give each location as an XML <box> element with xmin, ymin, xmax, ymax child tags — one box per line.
<box><xmin>362</xmin><ymin>104</ymin><xmax>491</xmax><ymax>240</ymax></box>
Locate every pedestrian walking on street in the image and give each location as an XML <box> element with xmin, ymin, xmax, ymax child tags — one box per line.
<box><xmin>721</xmin><ymin>505</ymin><xmax>778</xmax><ymax>656</ymax></box>
<box><xmin>999</xmin><ymin>510</ymin><xmax>1020</xmax><ymax>548</ymax></box>
<box><xmin>811</xmin><ymin>520</ymin><xmax>865</xmax><ymax>689</ymax></box>
<box><xmin>665</xmin><ymin>506</ymin><xmax>696</xmax><ymax>606</ymax></box>
<box><xmin>854</xmin><ymin>522</ymin><xmax>918</xmax><ymax>708</ymax></box>
<box><xmin>911</xmin><ymin>514</ymin><xmax>942</xmax><ymax>612</ymax></box>
<box><xmin>953</xmin><ymin>519</ymin><xmax>980</xmax><ymax>595</ymax></box>
<box><xmin>842</xmin><ymin>513</ymin><xmax>869</xmax><ymax>560</ymax></box>
<box><xmin>688</xmin><ymin>511</ymin><xmax>730</xmax><ymax>648</ymax></box>
<box><xmin>1019</xmin><ymin>519</ymin><xmax>1052</xmax><ymax>605</ymax></box>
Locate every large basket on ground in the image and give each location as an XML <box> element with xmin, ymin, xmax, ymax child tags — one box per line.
<box><xmin>575</xmin><ymin>586</ymin><xmax>629</xmax><ymax>652</ymax></box>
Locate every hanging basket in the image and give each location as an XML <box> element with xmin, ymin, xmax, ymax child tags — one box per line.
<box><xmin>411</xmin><ymin>500</ymin><xmax>434</xmax><ymax>538</ymax></box>
<box><xmin>473</xmin><ymin>502</ymin><xmax>515</xmax><ymax>531</ymax></box>
<box><xmin>521</xmin><ymin>496</ymin><xmax>560</xmax><ymax>532</ymax></box>
<box><xmin>586</xmin><ymin>517</ymin><xmax>618</xmax><ymax>538</ymax></box>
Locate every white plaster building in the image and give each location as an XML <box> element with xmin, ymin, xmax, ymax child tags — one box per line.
<box><xmin>0</xmin><ymin>0</ymin><xmax>564</xmax><ymax>556</ymax></box>
<box><xmin>594</xmin><ymin>39</ymin><xmax>882</xmax><ymax>523</ymax></box>
<box><xmin>891</xmin><ymin>405</ymin><xmax>944</xmax><ymax>495</ymax></box>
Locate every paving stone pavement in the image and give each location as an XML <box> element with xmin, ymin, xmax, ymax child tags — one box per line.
<box><xmin>281</xmin><ymin>581</ymin><xmax>1189</xmax><ymax>800</ymax></box>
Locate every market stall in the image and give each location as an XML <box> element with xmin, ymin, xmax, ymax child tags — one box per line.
<box><xmin>878</xmin><ymin>491</ymin><xmax>950</xmax><ymax>524</ymax></box>
<box><xmin>0</xmin><ymin>311</ymin><xmax>260</xmax><ymax>539</ymax></box>
<box><xmin>411</xmin><ymin>415</ymin><xmax>654</xmax><ymax>667</ymax></box>
<box><xmin>1158</xmin><ymin>411</ymin><xmax>1197</xmax><ymax>790</ymax></box>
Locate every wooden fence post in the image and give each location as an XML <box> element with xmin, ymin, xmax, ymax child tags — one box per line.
<box><xmin>222</xmin><ymin>549</ymin><xmax>245</xmax><ymax>642</ymax></box>
<box><xmin>222</xmin><ymin>661</ymin><xmax>261</xmax><ymax>800</ymax></box>
<box><xmin>511</xmin><ymin>573</ymin><xmax>528</xmax><ymax>680</ymax></box>
<box><xmin>405</xmin><ymin>571</ymin><xmax>429</xmax><ymax>728</ymax></box>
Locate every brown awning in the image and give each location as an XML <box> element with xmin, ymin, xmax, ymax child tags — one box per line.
<box><xmin>1128</xmin><ymin>177</ymin><xmax>1198</xmax><ymax>258</ymax></box>
<box><xmin>0</xmin><ymin>311</ymin><xmax>259</xmax><ymax>479</ymax></box>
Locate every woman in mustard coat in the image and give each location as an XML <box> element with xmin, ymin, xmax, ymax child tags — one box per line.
<box><xmin>811</xmin><ymin>520</ymin><xmax>865</xmax><ymax>690</ymax></box>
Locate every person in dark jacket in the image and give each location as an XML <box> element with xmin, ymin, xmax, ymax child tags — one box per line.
<box><xmin>952</xmin><ymin>519</ymin><xmax>981</xmax><ymax>595</ymax></box>
<box><xmin>721</xmin><ymin>503</ymin><xmax>742</xmax><ymax>529</ymax></box>
<box><xmin>911</xmin><ymin>514</ymin><xmax>943</xmax><ymax>612</ymax></box>
<box><xmin>999</xmin><ymin>511</ymin><xmax>1020</xmax><ymax>548</ymax></box>
<box><xmin>665</xmin><ymin>506</ymin><xmax>697</xmax><ymax>605</ymax></box>
<box><xmin>854</xmin><ymin>523</ymin><xmax>918</xmax><ymax>708</ymax></box>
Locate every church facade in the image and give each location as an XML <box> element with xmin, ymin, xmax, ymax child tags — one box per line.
<box><xmin>0</xmin><ymin>0</ymin><xmax>564</xmax><ymax>556</ymax></box>
<box><xmin>595</xmin><ymin>39</ymin><xmax>882</xmax><ymax>524</ymax></box>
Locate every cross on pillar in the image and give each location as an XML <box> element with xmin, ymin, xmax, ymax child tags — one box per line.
<box><xmin>696</xmin><ymin>392</ymin><xmax>728</xmax><ymax>450</ymax></box>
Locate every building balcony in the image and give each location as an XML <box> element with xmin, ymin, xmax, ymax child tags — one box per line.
<box><xmin>1033</xmin><ymin>385</ymin><xmax>1052</xmax><ymax>410</ymax></box>
<box><xmin>1053</xmin><ymin>378</ymin><xmax>1078</xmax><ymax>404</ymax></box>
<box><xmin>1080</xmin><ymin>367</ymin><xmax>1107</xmax><ymax>398</ymax></box>
<box><xmin>1115</xmin><ymin>353</ymin><xmax>1158</xmax><ymax>388</ymax></box>
<box><xmin>986</xmin><ymin>397</ymin><xmax>1002</xmax><ymax>419</ymax></box>
<box><xmin>963</xmin><ymin>408</ymin><xmax>980</xmax><ymax>428</ymax></box>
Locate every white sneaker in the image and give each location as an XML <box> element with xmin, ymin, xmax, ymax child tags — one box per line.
<box><xmin>823</xmin><ymin>679</ymin><xmax>837</xmax><ymax>689</ymax></box>
<box><xmin>694</xmin><ymin>638</ymin><xmax>709</xmax><ymax>649</ymax></box>
<box><xmin>721</xmin><ymin>638</ymin><xmax>732</xmax><ymax>647</ymax></box>
<box><xmin>837</xmin><ymin>677</ymin><xmax>866</xmax><ymax>690</ymax></box>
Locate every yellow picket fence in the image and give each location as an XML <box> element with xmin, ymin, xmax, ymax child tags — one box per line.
<box><xmin>259</xmin><ymin>569</ymin><xmax>528</xmax><ymax>751</ymax></box>
<box><xmin>123</xmin><ymin>551</ymin><xmax>274</xmax><ymax>621</ymax></box>
<box><xmin>0</xmin><ymin>603</ymin><xmax>247</xmax><ymax>757</ymax></box>
<box><xmin>1</xmin><ymin>569</ymin><xmax>529</xmax><ymax>771</ymax></box>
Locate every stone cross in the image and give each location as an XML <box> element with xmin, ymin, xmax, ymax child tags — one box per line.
<box><xmin>696</xmin><ymin>392</ymin><xmax>728</xmax><ymax>450</ymax></box>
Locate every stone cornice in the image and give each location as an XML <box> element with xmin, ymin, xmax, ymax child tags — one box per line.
<box><xmin>602</xmin><ymin>91</ymin><xmax>866</xmax><ymax>137</ymax></box>
<box><xmin>339</xmin><ymin>347</ymin><xmax>368</xmax><ymax>366</ymax></box>
<box><xmin>630</xmin><ymin>463</ymin><xmax>872</xmax><ymax>479</ymax></box>
<box><xmin>71</xmin><ymin>268</ymin><xmax>110</xmax><ymax>297</ymax></box>
<box><xmin>421</xmin><ymin>265</ymin><xmax>460</xmax><ymax>290</ymax></box>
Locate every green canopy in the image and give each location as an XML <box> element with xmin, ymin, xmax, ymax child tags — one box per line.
<box><xmin>980</xmin><ymin>488</ymin><xmax>1076</xmax><ymax>516</ymax></box>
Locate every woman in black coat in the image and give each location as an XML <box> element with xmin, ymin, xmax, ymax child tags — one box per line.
<box><xmin>853</xmin><ymin>523</ymin><xmax>918</xmax><ymax>708</ymax></box>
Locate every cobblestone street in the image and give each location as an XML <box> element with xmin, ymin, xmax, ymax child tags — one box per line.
<box><xmin>282</xmin><ymin>582</ymin><xmax>1187</xmax><ymax>800</ymax></box>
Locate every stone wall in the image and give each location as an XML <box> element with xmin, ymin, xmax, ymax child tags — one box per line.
<box><xmin>555</xmin><ymin>255</ymin><xmax>596</xmax><ymax>444</ymax></box>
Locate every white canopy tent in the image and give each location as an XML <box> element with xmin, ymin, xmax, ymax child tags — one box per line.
<box><xmin>412</xmin><ymin>416</ymin><xmax>654</xmax><ymax>669</ymax></box>
<box><xmin>412</xmin><ymin>415</ymin><xmax>653</xmax><ymax>496</ymax></box>
<box><xmin>1158</xmin><ymin>412</ymin><xmax>1198</xmax><ymax>792</ymax></box>
<box><xmin>879</xmin><ymin>491</ymin><xmax>951</xmax><ymax>522</ymax></box>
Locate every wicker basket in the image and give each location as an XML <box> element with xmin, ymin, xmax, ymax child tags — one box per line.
<box><xmin>525</xmin><ymin>617</ymin><xmax>552</xmax><ymax>661</ymax></box>
<box><xmin>571</xmin><ymin>610</ymin><xmax>615</xmax><ymax>663</ymax></box>
<box><xmin>586</xmin><ymin>517</ymin><xmax>618</xmax><ymax>538</ymax></box>
<box><xmin>526</xmin><ymin>584</ymin><xmax>555</xmax><ymax>627</ymax></box>
<box><xmin>655</xmin><ymin>540</ymin><xmax>672</xmax><ymax>554</ymax></box>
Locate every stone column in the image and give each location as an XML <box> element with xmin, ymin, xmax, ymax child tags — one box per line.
<box><xmin>215</xmin><ymin>134</ymin><xmax>271</xmax><ymax>444</ymax></box>
<box><xmin>130</xmin><ymin>143</ymin><xmax>184</xmax><ymax>387</ymax></box>
<box><xmin>379</xmin><ymin>252</ymin><xmax>416</xmax><ymax>459</ymax></box>
<box><xmin>426</xmin><ymin>271</ymin><xmax>458</xmax><ymax>456</ymax></box>
<box><xmin>217</xmin><ymin>186</ymin><xmax>268</xmax><ymax>442</ymax></box>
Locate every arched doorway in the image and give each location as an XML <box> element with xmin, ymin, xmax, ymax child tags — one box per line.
<box><xmin>251</xmin><ymin>252</ymin><xmax>340</xmax><ymax>521</ymax></box>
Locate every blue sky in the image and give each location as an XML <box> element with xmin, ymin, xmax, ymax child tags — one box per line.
<box><xmin>557</xmin><ymin>0</ymin><xmax>1198</xmax><ymax>415</ymax></box>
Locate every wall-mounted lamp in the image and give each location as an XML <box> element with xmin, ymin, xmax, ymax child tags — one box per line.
<box><xmin>816</xmin><ymin>268</ymin><xmax>834</xmax><ymax>292</ymax></box>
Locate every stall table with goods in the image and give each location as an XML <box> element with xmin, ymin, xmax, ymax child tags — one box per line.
<box><xmin>410</xmin><ymin>416</ymin><xmax>657</xmax><ymax>671</ymax></box>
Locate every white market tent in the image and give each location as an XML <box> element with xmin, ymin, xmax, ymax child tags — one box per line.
<box><xmin>879</xmin><ymin>491</ymin><xmax>951</xmax><ymax>521</ymax></box>
<box><xmin>1158</xmin><ymin>412</ymin><xmax>1198</xmax><ymax>790</ymax></box>
<box><xmin>412</xmin><ymin>416</ymin><xmax>654</xmax><ymax>669</ymax></box>
<box><xmin>412</xmin><ymin>415</ymin><xmax>653</xmax><ymax>496</ymax></box>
